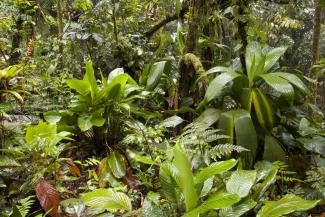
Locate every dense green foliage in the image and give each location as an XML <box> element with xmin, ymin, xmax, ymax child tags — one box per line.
<box><xmin>0</xmin><ymin>0</ymin><xmax>324</xmax><ymax>216</ymax></box>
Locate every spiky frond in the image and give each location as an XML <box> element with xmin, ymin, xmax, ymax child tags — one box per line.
<box><xmin>210</xmin><ymin>144</ymin><xmax>248</xmax><ymax>159</ymax></box>
<box><xmin>16</xmin><ymin>195</ymin><xmax>35</xmax><ymax>217</ymax></box>
<box><xmin>179</xmin><ymin>122</ymin><xmax>228</xmax><ymax>146</ymax></box>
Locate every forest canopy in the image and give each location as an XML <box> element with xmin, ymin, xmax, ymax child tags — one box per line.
<box><xmin>0</xmin><ymin>0</ymin><xmax>324</xmax><ymax>216</ymax></box>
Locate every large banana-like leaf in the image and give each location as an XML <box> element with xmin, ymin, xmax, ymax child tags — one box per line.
<box><xmin>251</xmin><ymin>88</ymin><xmax>274</xmax><ymax>130</ymax></box>
<box><xmin>233</xmin><ymin>109</ymin><xmax>258</xmax><ymax>167</ymax></box>
<box><xmin>182</xmin><ymin>192</ymin><xmax>240</xmax><ymax>217</ymax></box>
<box><xmin>218</xmin><ymin>111</ymin><xmax>235</xmax><ymax>144</ymax></box>
<box><xmin>194</xmin><ymin>159</ymin><xmax>237</xmax><ymax>185</ymax></box>
<box><xmin>271</xmin><ymin>72</ymin><xmax>309</xmax><ymax>95</ymax></box>
<box><xmin>81</xmin><ymin>188</ymin><xmax>132</xmax><ymax>212</ymax></box>
<box><xmin>226</xmin><ymin>170</ymin><xmax>257</xmax><ymax>198</ymax></box>
<box><xmin>218</xmin><ymin>109</ymin><xmax>257</xmax><ymax>168</ymax></box>
<box><xmin>202</xmin><ymin>71</ymin><xmax>242</xmax><ymax>104</ymax></box>
<box><xmin>257</xmin><ymin>194</ymin><xmax>320</xmax><ymax>217</ymax></box>
<box><xmin>263</xmin><ymin>135</ymin><xmax>286</xmax><ymax>162</ymax></box>
<box><xmin>263</xmin><ymin>47</ymin><xmax>287</xmax><ymax>73</ymax></box>
<box><xmin>258</xmin><ymin>73</ymin><xmax>294</xmax><ymax>102</ymax></box>
<box><xmin>173</xmin><ymin>142</ymin><xmax>198</xmax><ymax>212</ymax></box>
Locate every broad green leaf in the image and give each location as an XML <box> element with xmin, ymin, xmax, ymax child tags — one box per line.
<box><xmin>173</xmin><ymin>142</ymin><xmax>198</xmax><ymax>211</ymax></box>
<box><xmin>107</xmin><ymin>152</ymin><xmax>126</xmax><ymax>179</ymax></box>
<box><xmin>203</xmin><ymin>71</ymin><xmax>241</xmax><ymax>103</ymax></box>
<box><xmin>159</xmin><ymin>116</ymin><xmax>184</xmax><ymax>128</ymax></box>
<box><xmin>218</xmin><ymin>111</ymin><xmax>235</xmax><ymax>144</ymax></box>
<box><xmin>107</xmin><ymin>68</ymin><xmax>124</xmax><ymax>82</ymax></box>
<box><xmin>90</xmin><ymin>116</ymin><xmax>105</xmax><ymax>127</ymax></box>
<box><xmin>205</xmin><ymin>66</ymin><xmax>236</xmax><ymax>75</ymax></box>
<box><xmin>146</xmin><ymin>61</ymin><xmax>171</xmax><ymax>90</ymax></box>
<box><xmin>233</xmin><ymin>109</ymin><xmax>257</xmax><ymax>168</ymax></box>
<box><xmin>226</xmin><ymin>170</ymin><xmax>257</xmax><ymax>198</ymax></box>
<box><xmin>60</xmin><ymin>198</ymin><xmax>85</xmax><ymax>217</ymax></box>
<box><xmin>142</xmin><ymin>197</ymin><xmax>167</xmax><ymax>217</ymax></box>
<box><xmin>253</xmin><ymin>165</ymin><xmax>278</xmax><ymax>200</ymax></box>
<box><xmin>257</xmin><ymin>194</ymin><xmax>320</xmax><ymax>217</ymax></box>
<box><xmin>252</xmin><ymin>88</ymin><xmax>274</xmax><ymax>130</ymax></box>
<box><xmin>220</xmin><ymin>198</ymin><xmax>257</xmax><ymax>217</ymax></box>
<box><xmin>258</xmin><ymin>74</ymin><xmax>294</xmax><ymax>101</ymax></box>
<box><xmin>298</xmin><ymin>136</ymin><xmax>325</xmax><ymax>157</ymax></box>
<box><xmin>66</xmin><ymin>79</ymin><xmax>91</xmax><ymax>96</ymax></box>
<box><xmin>240</xmin><ymin>88</ymin><xmax>253</xmax><ymax>111</ymax></box>
<box><xmin>263</xmin><ymin>47</ymin><xmax>287</xmax><ymax>73</ymax></box>
<box><xmin>245</xmin><ymin>42</ymin><xmax>263</xmax><ymax>81</ymax></box>
<box><xmin>272</xmin><ymin>72</ymin><xmax>309</xmax><ymax>95</ymax></box>
<box><xmin>81</xmin><ymin>188</ymin><xmax>132</xmax><ymax>212</ymax></box>
<box><xmin>195</xmin><ymin>108</ymin><xmax>221</xmax><ymax>126</ymax></box>
<box><xmin>84</xmin><ymin>61</ymin><xmax>98</xmax><ymax>99</ymax></box>
<box><xmin>77</xmin><ymin>116</ymin><xmax>93</xmax><ymax>132</ymax></box>
<box><xmin>183</xmin><ymin>192</ymin><xmax>241</xmax><ymax>217</ymax></box>
<box><xmin>263</xmin><ymin>135</ymin><xmax>286</xmax><ymax>162</ymax></box>
<box><xmin>194</xmin><ymin>159</ymin><xmax>237</xmax><ymax>185</ymax></box>
<box><xmin>100</xmin><ymin>74</ymin><xmax>129</xmax><ymax>101</ymax></box>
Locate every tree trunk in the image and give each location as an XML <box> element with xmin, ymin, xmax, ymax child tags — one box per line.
<box><xmin>311</xmin><ymin>0</ymin><xmax>322</xmax><ymax>105</ymax></box>
<box><xmin>9</xmin><ymin>18</ymin><xmax>23</xmax><ymax>65</ymax></box>
<box><xmin>237</xmin><ymin>0</ymin><xmax>248</xmax><ymax>75</ymax></box>
<box><xmin>57</xmin><ymin>0</ymin><xmax>64</xmax><ymax>68</ymax></box>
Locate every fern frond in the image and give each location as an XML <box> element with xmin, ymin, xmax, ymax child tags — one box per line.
<box><xmin>210</xmin><ymin>144</ymin><xmax>248</xmax><ymax>159</ymax></box>
<box><xmin>17</xmin><ymin>195</ymin><xmax>35</xmax><ymax>217</ymax></box>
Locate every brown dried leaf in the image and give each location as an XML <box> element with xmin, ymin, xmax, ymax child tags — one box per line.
<box><xmin>65</xmin><ymin>159</ymin><xmax>81</xmax><ymax>177</ymax></box>
<box><xmin>35</xmin><ymin>178</ymin><xmax>61</xmax><ymax>217</ymax></box>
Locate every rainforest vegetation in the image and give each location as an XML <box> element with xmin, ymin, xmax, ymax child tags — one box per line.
<box><xmin>0</xmin><ymin>0</ymin><xmax>325</xmax><ymax>216</ymax></box>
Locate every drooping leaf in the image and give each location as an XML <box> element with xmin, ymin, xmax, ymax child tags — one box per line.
<box><xmin>251</xmin><ymin>88</ymin><xmax>274</xmax><ymax>130</ymax></box>
<box><xmin>258</xmin><ymin>73</ymin><xmax>294</xmax><ymax>102</ymax></box>
<box><xmin>81</xmin><ymin>188</ymin><xmax>132</xmax><ymax>212</ymax></box>
<box><xmin>226</xmin><ymin>170</ymin><xmax>257</xmax><ymax>198</ymax></box>
<box><xmin>173</xmin><ymin>142</ymin><xmax>198</xmax><ymax>212</ymax></box>
<box><xmin>257</xmin><ymin>194</ymin><xmax>320</xmax><ymax>217</ymax></box>
<box><xmin>272</xmin><ymin>72</ymin><xmax>309</xmax><ymax>95</ymax></box>
<box><xmin>107</xmin><ymin>152</ymin><xmax>126</xmax><ymax>179</ymax></box>
<box><xmin>263</xmin><ymin>135</ymin><xmax>286</xmax><ymax>162</ymax></box>
<box><xmin>263</xmin><ymin>47</ymin><xmax>287</xmax><ymax>73</ymax></box>
<box><xmin>202</xmin><ymin>71</ymin><xmax>242</xmax><ymax>104</ymax></box>
<box><xmin>64</xmin><ymin>159</ymin><xmax>81</xmax><ymax>177</ymax></box>
<box><xmin>220</xmin><ymin>198</ymin><xmax>257</xmax><ymax>217</ymax></box>
<box><xmin>146</xmin><ymin>61</ymin><xmax>171</xmax><ymax>90</ymax></box>
<box><xmin>66</xmin><ymin>79</ymin><xmax>90</xmax><ymax>96</ymax></box>
<box><xmin>35</xmin><ymin>179</ymin><xmax>61</xmax><ymax>217</ymax></box>
<box><xmin>194</xmin><ymin>159</ymin><xmax>237</xmax><ymax>185</ymax></box>
<box><xmin>183</xmin><ymin>192</ymin><xmax>240</xmax><ymax>217</ymax></box>
<box><xmin>77</xmin><ymin>116</ymin><xmax>93</xmax><ymax>132</ymax></box>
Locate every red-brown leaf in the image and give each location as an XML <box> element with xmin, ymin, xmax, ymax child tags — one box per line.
<box><xmin>65</xmin><ymin>159</ymin><xmax>81</xmax><ymax>177</ymax></box>
<box><xmin>35</xmin><ymin>179</ymin><xmax>61</xmax><ymax>217</ymax></box>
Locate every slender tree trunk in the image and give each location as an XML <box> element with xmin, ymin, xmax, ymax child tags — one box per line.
<box><xmin>237</xmin><ymin>0</ymin><xmax>248</xmax><ymax>75</ymax></box>
<box><xmin>310</xmin><ymin>0</ymin><xmax>322</xmax><ymax>104</ymax></box>
<box><xmin>57</xmin><ymin>0</ymin><xmax>64</xmax><ymax>68</ymax></box>
<box><xmin>112</xmin><ymin>0</ymin><xmax>119</xmax><ymax>45</ymax></box>
<box><xmin>9</xmin><ymin>18</ymin><xmax>23</xmax><ymax>65</ymax></box>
